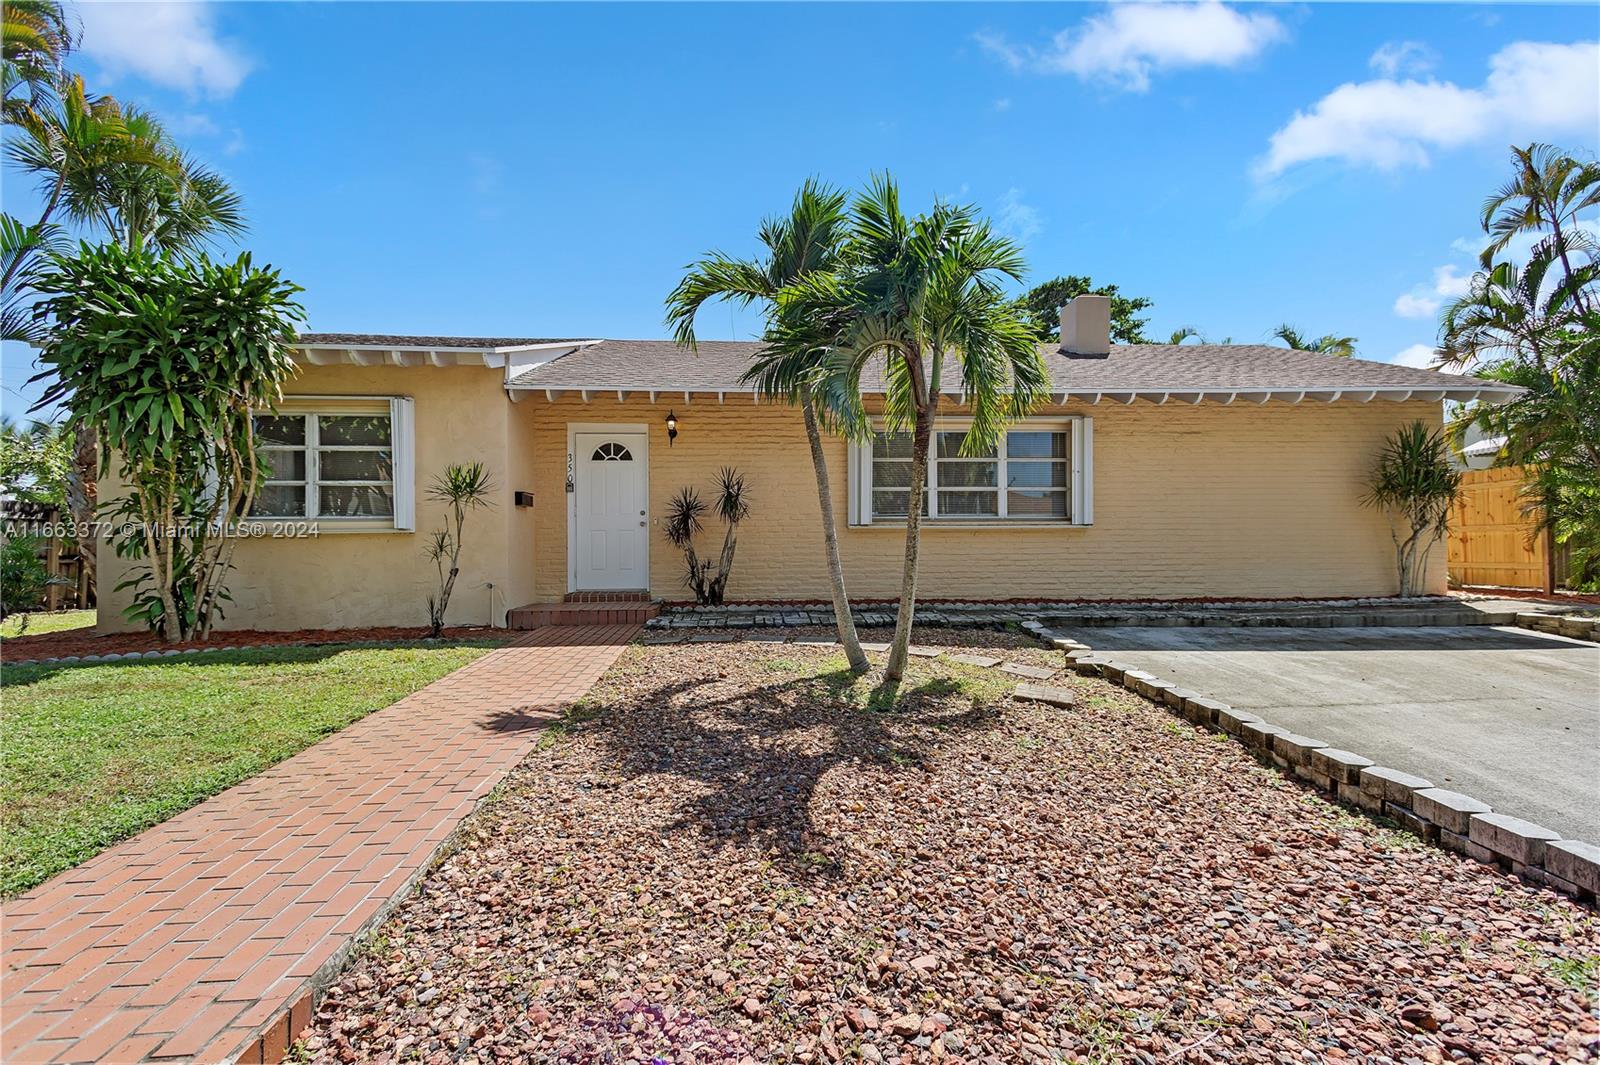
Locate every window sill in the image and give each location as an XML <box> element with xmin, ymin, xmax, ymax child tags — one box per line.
<box><xmin>848</xmin><ymin>520</ymin><xmax>1092</xmax><ymax>530</ymax></box>
<box><xmin>240</xmin><ymin>520</ymin><xmax>410</xmax><ymax>536</ymax></box>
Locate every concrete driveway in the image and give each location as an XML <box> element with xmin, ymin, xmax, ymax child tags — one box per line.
<box><xmin>1058</xmin><ymin>624</ymin><xmax>1600</xmax><ymax>841</ymax></box>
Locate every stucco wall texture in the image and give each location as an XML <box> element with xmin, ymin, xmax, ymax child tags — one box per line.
<box><xmin>95</xmin><ymin>364</ymin><xmax>1446</xmax><ymax>633</ymax></box>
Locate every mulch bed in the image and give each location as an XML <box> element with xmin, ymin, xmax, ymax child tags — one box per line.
<box><xmin>0</xmin><ymin>624</ymin><xmax>511</xmax><ymax>663</ymax></box>
<box><xmin>305</xmin><ymin>627</ymin><xmax>1599</xmax><ymax>1064</ymax></box>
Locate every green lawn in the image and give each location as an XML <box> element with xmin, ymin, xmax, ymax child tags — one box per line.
<box><xmin>0</xmin><ymin>642</ymin><xmax>498</xmax><ymax>896</ymax></box>
<box><xmin>1</xmin><ymin>609</ymin><xmax>97</xmax><ymax>639</ymax></box>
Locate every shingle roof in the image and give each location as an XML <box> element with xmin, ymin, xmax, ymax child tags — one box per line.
<box><xmin>505</xmin><ymin>339</ymin><xmax>1510</xmax><ymax>397</ymax></box>
<box><xmin>298</xmin><ymin>333</ymin><xmax>582</xmax><ymax>350</ymax></box>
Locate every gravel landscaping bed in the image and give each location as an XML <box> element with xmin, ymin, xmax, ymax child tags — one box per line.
<box><xmin>305</xmin><ymin>627</ymin><xmax>1599</xmax><ymax>1064</ymax></box>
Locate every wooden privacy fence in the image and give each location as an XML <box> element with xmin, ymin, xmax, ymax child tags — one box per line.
<box><xmin>0</xmin><ymin>502</ymin><xmax>91</xmax><ymax>611</ymax></box>
<box><xmin>1447</xmin><ymin>465</ymin><xmax>1558</xmax><ymax>593</ymax></box>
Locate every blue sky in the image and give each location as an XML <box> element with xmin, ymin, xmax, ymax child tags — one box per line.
<box><xmin>3</xmin><ymin>1</ymin><xmax>1597</xmax><ymax>418</ymax></box>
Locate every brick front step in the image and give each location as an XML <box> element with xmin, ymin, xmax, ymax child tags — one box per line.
<box><xmin>509</xmin><ymin>601</ymin><xmax>661</xmax><ymax>628</ymax></box>
<box><xmin>564</xmin><ymin>590</ymin><xmax>652</xmax><ymax>603</ymax></box>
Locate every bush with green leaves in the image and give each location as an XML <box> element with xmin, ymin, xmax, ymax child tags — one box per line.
<box><xmin>1363</xmin><ymin>421</ymin><xmax>1463</xmax><ymax>597</ymax></box>
<box><xmin>1</xmin><ymin>534</ymin><xmax>51</xmax><ymax>617</ymax></box>
<box><xmin>31</xmin><ymin>244</ymin><xmax>304</xmax><ymax>640</ymax></box>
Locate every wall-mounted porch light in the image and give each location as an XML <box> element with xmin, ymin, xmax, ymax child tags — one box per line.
<box><xmin>665</xmin><ymin>410</ymin><xmax>679</xmax><ymax>447</ymax></box>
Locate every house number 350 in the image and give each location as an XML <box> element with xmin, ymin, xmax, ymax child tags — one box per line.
<box><xmin>565</xmin><ymin>452</ymin><xmax>575</xmax><ymax>493</ymax></box>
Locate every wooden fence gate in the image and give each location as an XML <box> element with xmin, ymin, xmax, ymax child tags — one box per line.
<box><xmin>1447</xmin><ymin>465</ymin><xmax>1557</xmax><ymax>593</ymax></box>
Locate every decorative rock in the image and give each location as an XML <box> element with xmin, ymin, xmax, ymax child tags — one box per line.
<box><xmin>1468</xmin><ymin>813</ymin><xmax>1562</xmax><ymax>867</ymax></box>
<box><xmin>1309</xmin><ymin>748</ymin><xmax>1374</xmax><ymax>786</ymax></box>
<box><xmin>1271</xmin><ymin>733</ymin><xmax>1329</xmax><ymax>768</ymax></box>
<box><xmin>1411</xmin><ymin>788</ymin><xmax>1493</xmax><ymax>836</ymax></box>
<box><xmin>1013</xmin><ymin>683</ymin><xmax>1075</xmax><ymax>708</ymax></box>
<box><xmin>1543</xmin><ymin>840</ymin><xmax>1600</xmax><ymax>895</ymax></box>
<box><xmin>1359</xmin><ymin>766</ymin><xmax>1435</xmax><ymax>807</ymax></box>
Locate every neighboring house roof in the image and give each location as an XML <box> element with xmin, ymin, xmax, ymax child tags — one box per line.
<box><xmin>504</xmin><ymin>339</ymin><xmax>1519</xmax><ymax>403</ymax></box>
<box><xmin>293</xmin><ymin>334</ymin><xmax>601</xmax><ymax>368</ymax></box>
<box><xmin>299</xmin><ymin>333</ymin><xmax>583</xmax><ymax>350</ymax></box>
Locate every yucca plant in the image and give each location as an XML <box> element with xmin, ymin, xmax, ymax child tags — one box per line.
<box><xmin>663</xmin><ymin>467</ymin><xmax>749</xmax><ymax>605</ymax></box>
<box><xmin>1363</xmin><ymin>421</ymin><xmax>1462</xmax><ymax>597</ymax></box>
<box><xmin>424</xmin><ymin>461</ymin><xmax>494</xmax><ymax>637</ymax></box>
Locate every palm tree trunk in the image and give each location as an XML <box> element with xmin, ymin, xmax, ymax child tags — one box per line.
<box><xmin>885</xmin><ymin>402</ymin><xmax>932</xmax><ymax>681</ymax></box>
<box><xmin>801</xmin><ymin>395</ymin><xmax>868</xmax><ymax>673</ymax></box>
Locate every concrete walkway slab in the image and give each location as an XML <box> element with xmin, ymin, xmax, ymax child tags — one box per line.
<box><xmin>1059</xmin><ymin>624</ymin><xmax>1600</xmax><ymax>841</ymax></box>
<box><xmin>0</xmin><ymin>625</ymin><xmax>638</xmax><ymax>1064</ymax></box>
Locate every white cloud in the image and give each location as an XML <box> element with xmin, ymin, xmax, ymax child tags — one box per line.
<box><xmin>1393</xmin><ymin>264</ymin><xmax>1473</xmax><ymax>319</ymax></box>
<box><xmin>976</xmin><ymin>1</ymin><xmax>1285</xmax><ymax>92</ymax></box>
<box><xmin>1387</xmin><ymin>343</ymin><xmax>1440</xmax><ymax>368</ymax></box>
<box><xmin>996</xmin><ymin>188</ymin><xmax>1042</xmax><ymax>244</ymax></box>
<box><xmin>76</xmin><ymin>1</ymin><xmax>251</xmax><ymax>97</ymax></box>
<box><xmin>993</xmin><ymin>97</ymin><xmax>1012</xmax><ymax>112</ymax></box>
<box><xmin>1368</xmin><ymin>41</ymin><xmax>1436</xmax><ymax>79</ymax></box>
<box><xmin>1258</xmin><ymin>39</ymin><xmax>1600</xmax><ymax>177</ymax></box>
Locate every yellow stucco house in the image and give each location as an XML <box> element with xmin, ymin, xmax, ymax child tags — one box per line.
<box><xmin>97</xmin><ymin>297</ymin><xmax>1520</xmax><ymax>633</ymax></box>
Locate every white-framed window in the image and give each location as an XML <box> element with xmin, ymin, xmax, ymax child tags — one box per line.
<box><xmin>849</xmin><ymin>417</ymin><xmax>1092</xmax><ymax>526</ymax></box>
<box><xmin>249</xmin><ymin>397</ymin><xmax>415</xmax><ymax>529</ymax></box>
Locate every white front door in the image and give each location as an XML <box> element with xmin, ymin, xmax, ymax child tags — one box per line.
<box><xmin>572</xmin><ymin>431</ymin><xmax>648</xmax><ymax>590</ymax></box>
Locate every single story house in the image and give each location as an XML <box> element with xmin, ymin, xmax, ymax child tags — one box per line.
<box><xmin>97</xmin><ymin>297</ymin><xmax>1519</xmax><ymax>633</ymax></box>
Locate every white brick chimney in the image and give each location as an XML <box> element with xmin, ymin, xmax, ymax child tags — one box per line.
<box><xmin>1059</xmin><ymin>294</ymin><xmax>1111</xmax><ymax>356</ymax></box>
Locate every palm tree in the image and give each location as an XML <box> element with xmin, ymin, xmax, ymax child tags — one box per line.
<box><xmin>1167</xmin><ymin>325</ymin><xmax>1201</xmax><ymax>345</ymax></box>
<box><xmin>0</xmin><ymin>211</ymin><xmax>63</xmax><ymax>343</ymax></box>
<box><xmin>810</xmin><ymin>176</ymin><xmax>1049</xmax><ymax>681</ymax></box>
<box><xmin>8</xmin><ymin>78</ymin><xmax>247</xmax><ymax>591</ymax></box>
<box><xmin>1436</xmin><ymin>254</ymin><xmax>1584</xmax><ymax>371</ymax></box>
<box><xmin>1481</xmin><ymin>144</ymin><xmax>1599</xmax><ymax>312</ymax></box>
<box><xmin>1</xmin><ymin>0</ymin><xmax>72</xmax><ymax>123</ymax></box>
<box><xmin>1272</xmin><ymin>324</ymin><xmax>1357</xmax><ymax>358</ymax></box>
<box><xmin>666</xmin><ymin>180</ymin><xmax>870</xmax><ymax>673</ymax></box>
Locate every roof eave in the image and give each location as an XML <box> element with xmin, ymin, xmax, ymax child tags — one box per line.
<box><xmin>503</xmin><ymin>382</ymin><xmax>1525</xmax><ymax>404</ymax></box>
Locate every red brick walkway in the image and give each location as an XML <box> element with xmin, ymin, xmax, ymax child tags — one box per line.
<box><xmin>0</xmin><ymin>625</ymin><xmax>638</xmax><ymax>1064</ymax></box>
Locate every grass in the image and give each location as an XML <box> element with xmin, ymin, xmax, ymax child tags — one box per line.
<box><xmin>1</xmin><ymin>609</ymin><xmax>96</xmax><ymax>639</ymax></box>
<box><xmin>0</xmin><ymin>641</ymin><xmax>497</xmax><ymax>896</ymax></box>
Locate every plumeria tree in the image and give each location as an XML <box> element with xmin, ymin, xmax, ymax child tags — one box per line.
<box><xmin>31</xmin><ymin>244</ymin><xmax>303</xmax><ymax>640</ymax></box>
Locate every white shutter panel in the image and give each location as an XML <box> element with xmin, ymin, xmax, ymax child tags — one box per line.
<box><xmin>847</xmin><ymin>439</ymin><xmax>865</xmax><ymax>526</ymax></box>
<box><xmin>1076</xmin><ymin>417</ymin><xmax>1093</xmax><ymax>526</ymax></box>
<box><xmin>390</xmin><ymin>396</ymin><xmax>416</xmax><ymax>530</ymax></box>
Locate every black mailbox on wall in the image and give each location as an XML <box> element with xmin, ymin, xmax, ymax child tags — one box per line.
<box><xmin>514</xmin><ymin>491</ymin><xmax>534</xmax><ymax>508</ymax></box>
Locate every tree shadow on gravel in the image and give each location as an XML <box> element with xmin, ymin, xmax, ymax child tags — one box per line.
<box><xmin>573</xmin><ymin>659</ymin><xmax>1009</xmax><ymax>881</ymax></box>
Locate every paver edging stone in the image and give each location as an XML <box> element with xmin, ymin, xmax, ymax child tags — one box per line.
<box><xmin>1029</xmin><ymin>622</ymin><xmax>1600</xmax><ymax>906</ymax></box>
